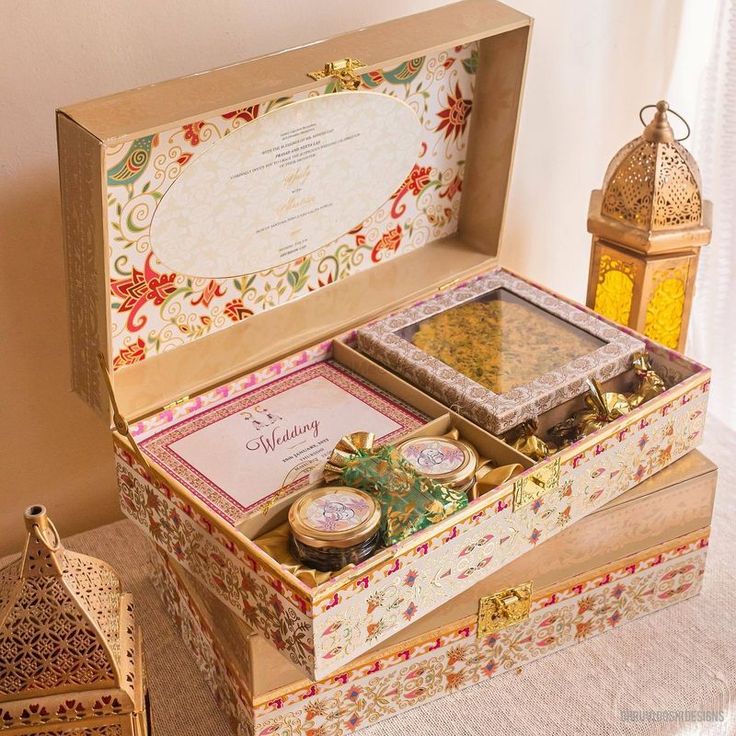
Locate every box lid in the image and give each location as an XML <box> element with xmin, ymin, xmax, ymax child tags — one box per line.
<box><xmin>57</xmin><ymin>0</ymin><xmax>531</xmax><ymax>421</ymax></box>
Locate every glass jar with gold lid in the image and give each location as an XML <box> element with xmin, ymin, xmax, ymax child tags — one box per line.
<box><xmin>396</xmin><ymin>436</ymin><xmax>479</xmax><ymax>496</ymax></box>
<box><xmin>288</xmin><ymin>487</ymin><xmax>382</xmax><ymax>572</ymax></box>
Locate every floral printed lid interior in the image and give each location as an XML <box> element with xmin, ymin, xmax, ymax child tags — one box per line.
<box><xmin>57</xmin><ymin>1</ymin><xmax>531</xmax><ymax>420</ymax></box>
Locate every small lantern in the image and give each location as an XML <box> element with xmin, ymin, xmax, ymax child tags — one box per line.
<box><xmin>586</xmin><ymin>100</ymin><xmax>712</xmax><ymax>351</ymax></box>
<box><xmin>0</xmin><ymin>506</ymin><xmax>150</xmax><ymax>735</ymax></box>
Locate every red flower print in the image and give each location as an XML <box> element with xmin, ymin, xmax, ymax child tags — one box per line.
<box><xmin>345</xmin><ymin>713</ymin><xmax>361</xmax><ymax>732</ymax></box>
<box><xmin>483</xmin><ymin>659</ymin><xmax>498</xmax><ymax>676</ymax></box>
<box><xmin>577</xmin><ymin>596</ymin><xmax>595</xmax><ymax>615</ymax></box>
<box><xmin>406</xmin><ymin>164</ymin><xmax>432</xmax><ymax>195</ymax></box>
<box><xmin>308</xmin><ymin>272</ymin><xmax>334</xmax><ymax>292</ymax></box>
<box><xmin>529</xmin><ymin>528</ymin><xmax>542</xmax><ymax>545</ymax></box>
<box><xmin>403</xmin><ymin>569</ymin><xmax>419</xmax><ymax>587</ymax></box>
<box><xmin>403</xmin><ymin>602</ymin><xmax>417</xmax><ymax>621</ymax></box>
<box><xmin>223</xmin><ymin>104</ymin><xmax>260</xmax><ymax>124</ymax></box>
<box><xmin>575</xmin><ymin>621</ymin><xmax>593</xmax><ymax>639</ymax></box>
<box><xmin>111</xmin><ymin>254</ymin><xmax>177</xmax><ymax>331</ymax></box>
<box><xmin>113</xmin><ymin>338</ymin><xmax>146</xmax><ymax>368</ymax></box>
<box><xmin>436</xmin><ymin>82</ymin><xmax>472</xmax><ymax>141</ymax></box>
<box><xmin>176</xmin><ymin>152</ymin><xmax>193</xmax><ymax>166</ymax></box>
<box><xmin>445</xmin><ymin>671</ymin><xmax>466</xmax><ymax>689</ymax></box>
<box><xmin>346</xmin><ymin>686</ymin><xmax>362</xmax><ymax>702</ymax></box>
<box><xmin>440</xmin><ymin>174</ymin><xmax>463</xmax><ymax>200</ymax></box>
<box><xmin>371</xmin><ymin>225</ymin><xmax>402</xmax><ymax>263</ymax></box>
<box><xmin>224</xmin><ymin>299</ymin><xmax>253</xmax><ymax>323</ymax></box>
<box><xmin>183</xmin><ymin>121</ymin><xmax>205</xmax><ymax>146</ymax></box>
<box><xmin>633</xmin><ymin>464</ymin><xmax>647</xmax><ymax>483</ymax></box>
<box><xmin>191</xmin><ymin>279</ymin><xmax>226</xmax><ymax>308</ymax></box>
<box><xmin>148</xmin><ymin>273</ymin><xmax>177</xmax><ymax>305</ymax></box>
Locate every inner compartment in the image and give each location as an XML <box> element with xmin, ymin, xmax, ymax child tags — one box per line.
<box><xmin>135</xmin><ymin>335</ymin><xmax>532</xmax><ymax>589</ymax></box>
<box><xmin>395</xmin><ymin>286</ymin><xmax>607</xmax><ymax>394</ymax></box>
<box><xmin>132</xmin><ymin>320</ymin><xmax>705</xmax><ymax>594</ymax></box>
<box><xmin>508</xmin><ymin>340</ymin><xmax>703</xmax><ymax>461</ymax></box>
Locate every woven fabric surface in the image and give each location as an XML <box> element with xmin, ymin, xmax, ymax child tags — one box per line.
<box><xmin>2</xmin><ymin>416</ymin><xmax>733</xmax><ymax>736</ymax></box>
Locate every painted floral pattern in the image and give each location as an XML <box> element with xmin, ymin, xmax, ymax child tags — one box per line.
<box><xmin>104</xmin><ymin>45</ymin><xmax>478</xmax><ymax>367</ymax></box>
<box><xmin>150</xmin><ymin>531</ymin><xmax>708</xmax><ymax>736</ymax></box>
<box><xmin>117</xmin><ymin>337</ymin><xmax>709</xmax><ymax>679</ymax></box>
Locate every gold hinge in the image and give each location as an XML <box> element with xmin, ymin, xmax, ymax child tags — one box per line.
<box><xmin>512</xmin><ymin>457</ymin><xmax>561</xmax><ymax>511</ymax></box>
<box><xmin>308</xmin><ymin>58</ymin><xmax>365</xmax><ymax>91</ymax></box>
<box><xmin>97</xmin><ymin>352</ymin><xmax>152</xmax><ymax>476</ymax></box>
<box><xmin>438</xmin><ymin>277</ymin><xmax>463</xmax><ymax>292</ymax></box>
<box><xmin>163</xmin><ymin>395</ymin><xmax>190</xmax><ymax>411</ymax></box>
<box><xmin>477</xmin><ymin>582</ymin><xmax>533</xmax><ymax>636</ymax></box>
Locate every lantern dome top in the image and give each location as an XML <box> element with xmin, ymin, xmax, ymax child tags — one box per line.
<box><xmin>588</xmin><ymin>100</ymin><xmax>712</xmax><ymax>254</ymax></box>
<box><xmin>0</xmin><ymin>505</ymin><xmax>138</xmax><ymax>709</ymax></box>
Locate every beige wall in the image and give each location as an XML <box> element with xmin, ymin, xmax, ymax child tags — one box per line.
<box><xmin>0</xmin><ymin>0</ymin><xmax>682</xmax><ymax>555</ymax></box>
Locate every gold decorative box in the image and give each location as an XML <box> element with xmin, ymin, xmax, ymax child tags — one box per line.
<box><xmin>149</xmin><ymin>451</ymin><xmax>716</xmax><ymax>736</ymax></box>
<box><xmin>356</xmin><ymin>269</ymin><xmax>645</xmax><ymax>434</ymax></box>
<box><xmin>0</xmin><ymin>507</ymin><xmax>150</xmax><ymax>736</ymax></box>
<box><xmin>57</xmin><ymin>0</ymin><xmax>710</xmax><ymax>681</ymax></box>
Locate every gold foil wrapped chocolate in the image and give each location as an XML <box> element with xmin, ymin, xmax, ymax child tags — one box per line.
<box><xmin>628</xmin><ymin>352</ymin><xmax>667</xmax><ymax>408</ymax></box>
<box><xmin>503</xmin><ymin>418</ymin><xmax>553</xmax><ymax>461</ymax></box>
<box><xmin>550</xmin><ymin>378</ymin><xmax>632</xmax><ymax>440</ymax></box>
<box><xmin>324</xmin><ymin>432</ymin><xmax>468</xmax><ymax>546</ymax></box>
<box><xmin>546</xmin><ymin>416</ymin><xmax>582</xmax><ymax>449</ymax></box>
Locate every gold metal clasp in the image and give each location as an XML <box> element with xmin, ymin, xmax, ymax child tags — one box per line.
<box><xmin>477</xmin><ymin>582</ymin><xmax>533</xmax><ymax>636</ymax></box>
<box><xmin>308</xmin><ymin>58</ymin><xmax>365</xmax><ymax>91</ymax></box>
<box><xmin>512</xmin><ymin>457</ymin><xmax>561</xmax><ymax>511</ymax></box>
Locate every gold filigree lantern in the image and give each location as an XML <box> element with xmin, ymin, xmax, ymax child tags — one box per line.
<box><xmin>587</xmin><ymin>100</ymin><xmax>712</xmax><ymax>351</ymax></box>
<box><xmin>0</xmin><ymin>506</ymin><xmax>150</xmax><ymax>736</ymax></box>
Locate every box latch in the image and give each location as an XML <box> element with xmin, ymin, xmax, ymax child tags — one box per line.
<box><xmin>308</xmin><ymin>58</ymin><xmax>365</xmax><ymax>91</ymax></box>
<box><xmin>512</xmin><ymin>457</ymin><xmax>561</xmax><ymax>511</ymax></box>
<box><xmin>477</xmin><ymin>582</ymin><xmax>533</xmax><ymax>636</ymax></box>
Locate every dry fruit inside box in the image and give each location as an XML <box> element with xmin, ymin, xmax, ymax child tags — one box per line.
<box><xmin>57</xmin><ymin>0</ymin><xmax>710</xmax><ymax>680</ymax></box>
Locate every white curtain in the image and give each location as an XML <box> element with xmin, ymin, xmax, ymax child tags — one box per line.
<box><xmin>669</xmin><ymin>0</ymin><xmax>736</xmax><ymax>429</ymax></box>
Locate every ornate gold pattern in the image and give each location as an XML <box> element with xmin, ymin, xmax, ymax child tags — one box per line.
<box><xmin>644</xmin><ymin>264</ymin><xmax>689</xmax><ymax>349</ymax></box>
<box><xmin>511</xmin><ymin>458</ymin><xmax>560</xmax><ymax>511</ymax></box>
<box><xmin>477</xmin><ymin>582</ymin><xmax>532</xmax><ymax>636</ymax></box>
<box><xmin>588</xmin><ymin>101</ymin><xmax>712</xmax><ymax>352</ymax></box>
<box><xmin>593</xmin><ymin>254</ymin><xmax>635</xmax><ymax>324</ymax></box>
<box><xmin>601</xmin><ymin>102</ymin><xmax>703</xmax><ymax>232</ymax></box>
<box><xmin>0</xmin><ymin>506</ymin><xmax>149</xmax><ymax>735</ymax></box>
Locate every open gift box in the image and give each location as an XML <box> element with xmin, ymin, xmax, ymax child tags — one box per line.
<box><xmin>57</xmin><ymin>0</ymin><xmax>710</xmax><ymax>680</ymax></box>
<box><xmin>149</xmin><ymin>450</ymin><xmax>717</xmax><ymax>736</ymax></box>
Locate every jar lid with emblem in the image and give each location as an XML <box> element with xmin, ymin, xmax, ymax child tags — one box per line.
<box><xmin>396</xmin><ymin>436</ymin><xmax>479</xmax><ymax>494</ymax></box>
<box><xmin>288</xmin><ymin>487</ymin><xmax>382</xmax><ymax>572</ymax></box>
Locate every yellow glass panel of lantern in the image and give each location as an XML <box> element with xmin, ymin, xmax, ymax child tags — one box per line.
<box><xmin>593</xmin><ymin>253</ymin><xmax>635</xmax><ymax>325</ymax></box>
<box><xmin>644</xmin><ymin>264</ymin><xmax>689</xmax><ymax>349</ymax></box>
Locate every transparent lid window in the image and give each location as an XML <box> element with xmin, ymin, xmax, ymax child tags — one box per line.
<box><xmin>396</xmin><ymin>288</ymin><xmax>606</xmax><ymax>394</ymax></box>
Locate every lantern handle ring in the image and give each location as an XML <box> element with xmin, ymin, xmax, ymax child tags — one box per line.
<box><xmin>639</xmin><ymin>104</ymin><xmax>690</xmax><ymax>142</ymax></box>
<box><xmin>32</xmin><ymin>519</ymin><xmax>62</xmax><ymax>553</ymax></box>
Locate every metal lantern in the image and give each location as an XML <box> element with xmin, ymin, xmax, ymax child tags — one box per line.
<box><xmin>586</xmin><ymin>100</ymin><xmax>712</xmax><ymax>351</ymax></box>
<box><xmin>0</xmin><ymin>506</ymin><xmax>150</xmax><ymax>736</ymax></box>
